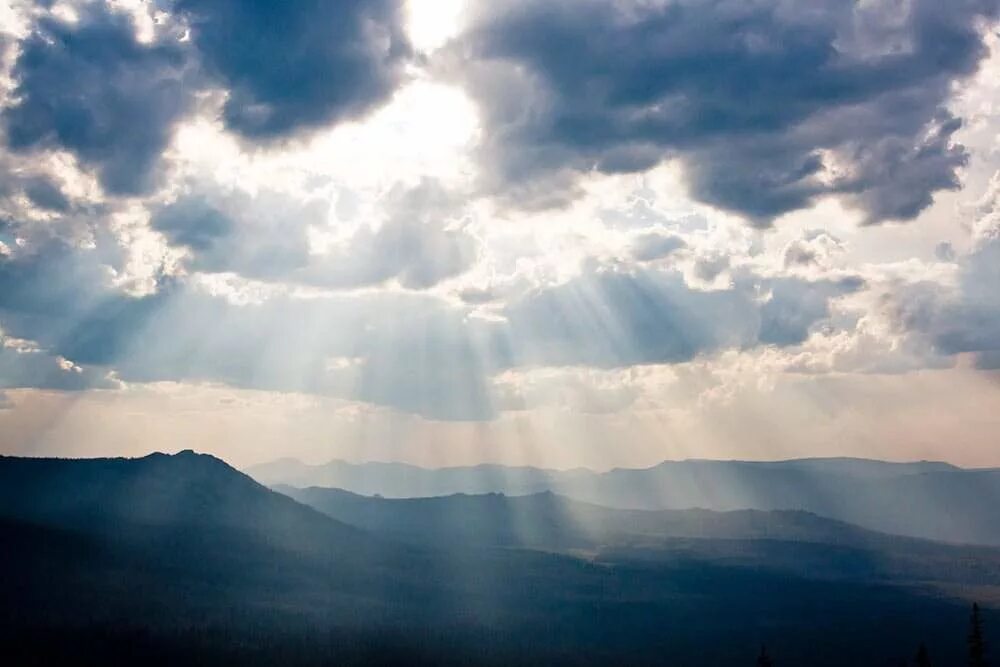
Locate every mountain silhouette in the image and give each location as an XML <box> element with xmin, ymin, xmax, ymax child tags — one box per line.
<box><xmin>252</xmin><ymin>457</ymin><xmax>1000</xmax><ymax>544</ymax></box>
<box><xmin>0</xmin><ymin>450</ymin><xmax>394</xmax><ymax>563</ymax></box>
<box><xmin>279</xmin><ymin>485</ymin><xmax>1000</xmax><ymax>589</ymax></box>
<box><xmin>247</xmin><ymin>457</ymin><xmax>592</xmax><ymax>496</ymax></box>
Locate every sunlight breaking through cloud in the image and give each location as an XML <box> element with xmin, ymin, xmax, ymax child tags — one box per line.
<box><xmin>0</xmin><ymin>0</ymin><xmax>997</xmax><ymax>470</ymax></box>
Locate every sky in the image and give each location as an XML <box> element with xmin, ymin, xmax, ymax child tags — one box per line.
<box><xmin>1</xmin><ymin>0</ymin><xmax>1000</xmax><ymax>470</ymax></box>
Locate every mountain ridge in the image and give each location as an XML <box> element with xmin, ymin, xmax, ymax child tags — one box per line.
<box><xmin>252</xmin><ymin>455</ymin><xmax>1000</xmax><ymax>545</ymax></box>
<box><xmin>276</xmin><ymin>483</ymin><xmax>995</xmax><ymax>554</ymax></box>
<box><xmin>248</xmin><ymin>454</ymin><xmax>959</xmax><ymax>478</ymax></box>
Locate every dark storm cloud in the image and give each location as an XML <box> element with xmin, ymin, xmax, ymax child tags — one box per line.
<box><xmin>173</xmin><ymin>0</ymin><xmax>412</xmax><ymax>139</ymax></box>
<box><xmin>22</xmin><ymin>176</ymin><xmax>70</xmax><ymax>213</ymax></box>
<box><xmin>2</xmin><ymin>5</ymin><xmax>193</xmax><ymax>195</ymax></box>
<box><xmin>448</xmin><ymin>0</ymin><xmax>999</xmax><ymax>223</ymax></box>
<box><xmin>2</xmin><ymin>0</ymin><xmax>413</xmax><ymax>197</ymax></box>
<box><xmin>0</xmin><ymin>155</ymin><xmax>72</xmax><ymax>214</ymax></box>
<box><xmin>503</xmin><ymin>266</ymin><xmax>861</xmax><ymax>368</ymax></box>
<box><xmin>152</xmin><ymin>179</ymin><xmax>477</xmax><ymax>289</ymax></box>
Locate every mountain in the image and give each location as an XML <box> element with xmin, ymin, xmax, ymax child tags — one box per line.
<box><xmin>246</xmin><ymin>457</ymin><xmax>592</xmax><ymax>497</ymax></box>
<box><xmin>252</xmin><ymin>457</ymin><xmax>1000</xmax><ymax>545</ymax></box>
<box><xmin>1</xmin><ymin>451</ymin><xmax>996</xmax><ymax>666</ymax></box>
<box><xmin>552</xmin><ymin>461</ymin><xmax>1000</xmax><ymax>545</ymax></box>
<box><xmin>0</xmin><ymin>450</ymin><xmax>372</xmax><ymax>554</ymax></box>
<box><xmin>246</xmin><ymin>456</ymin><xmax>955</xmax><ymax>494</ymax></box>
<box><xmin>278</xmin><ymin>485</ymin><xmax>1000</xmax><ymax>589</ymax></box>
<box><xmin>275</xmin><ymin>485</ymin><xmax>890</xmax><ymax>550</ymax></box>
<box><xmin>0</xmin><ymin>451</ymin><xmax>426</xmax><ymax>628</ymax></box>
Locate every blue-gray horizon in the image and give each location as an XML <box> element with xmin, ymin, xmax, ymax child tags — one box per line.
<box><xmin>1</xmin><ymin>0</ymin><xmax>1000</xmax><ymax>470</ymax></box>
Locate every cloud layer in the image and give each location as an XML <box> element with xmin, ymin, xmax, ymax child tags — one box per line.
<box><xmin>3</xmin><ymin>5</ymin><xmax>193</xmax><ymax>194</ymax></box>
<box><xmin>175</xmin><ymin>0</ymin><xmax>412</xmax><ymax>139</ymax></box>
<box><xmin>449</xmin><ymin>0</ymin><xmax>998</xmax><ymax>223</ymax></box>
<box><xmin>0</xmin><ymin>0</ymin><xmax>998</xmax><ymax>435</ymax></box>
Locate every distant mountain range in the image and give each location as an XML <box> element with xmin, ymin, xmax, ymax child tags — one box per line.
<box><xmin>277</xmin><ymin>485</ymin><xmax>1000</xmax><ymax>587</ymax></box>
<box><xmin>246</xmin><ymin>457</ymin><xmax>594</xmax><ymax>496</ymax></box>
<box><xmin>2</xmin><ymin>451</ymin><xmax>996</xmax><ymax>666</ymax></box>
<box><xmin>251</xmin><ymin>457</ymin><xmax>1000</xmax><ymax>545</ymax></box>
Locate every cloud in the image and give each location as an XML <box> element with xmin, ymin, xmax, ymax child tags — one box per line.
<box><xmin>0</xmin><ymin>0</ymin><xmax>998</xmax><ymax>442</ymax></box>
<box><xmin>0</xmin><ymin>217</ymin><xmax>863</xmax><ymax>420</ymax></box>
<box><xmin>447</xmin><ymin>0</ymin><xmax>998</xmax><ymax>223</ymax></box>
<box><xmin>928</xmin><ymin>236</ymin><xmax>1000</xmax><ymax>362</ymax></box>
<box><xmin>934</xmin><ymin>242</ymin><xmax>957</xmax><ymax>262</ymax></box>
<box><xmin>493</xmin><ymin>367</ymin><xmax>639</xmax><ymax>414</ymax></box>
<box><xmin>0</xmin><ymin>153</ymin><xmax>74</xmax><ymax>217</ymax></box>
<box><xmin>758</xmin><ymin>276</ymin><xmax>864</xmax><ymax>347</ymax></box>
<box><xmin>693</xmin><ymin>252</ymin><xmax>730</xmax><ymax>283</ymax></box>
<box><xmin>888</xmin><ymin>174</ymin><xmax>1000</xmax><ymax>366</ymax></box>
<box><xmin>0</xmin><ymin>175</ymin><xmax>492</xmax><ymax>418</ymax></box>
<box><xmin>174</xmin><ymin>0</ymin><xmax>412</xmax><ymax>139</ymax></box>
<box><xmin>1</xmin><ymin>0</ymin><xmax>414</xmax><ymax>197</ymax></box>
<box><xmin>783</xmin><ymin>230</ymin><xmax>844</xmax><ymax>270</ymax></box>
<box><xmin>151</xmin><ymin>188</ymin><xmax>317</xmax><ymax>280</ymax></box>
<box><xmin>3</xmin><ymin>4</ymin><xmax>194</xmax><ymax>195</ymax></box>
<box><xmin>0</xmin><ymin>237</ymin><xmax>122</xmax><ymax>332</ymax></box>
<box><xmin>325</xmin><ymin>179</ymin><xmax>478</xmax><ymax>290</ymax></box>
<box><xmin>0</xmin><ymin>226</ymin><xmax>497</xmax><ymax>419</ymax></box>
<box><xmin>152</xmin><ymin>178</ymin><xmax>478</xmax><ymax>289</ymax></box>
<box><xmin>106</xmin><ymin>289</ymin><xmax>500</xmax><ymax>421</ymax></box>
<box><xmin>631</xmin><ymin>232</ymin><xmax>686</xmax><ymax>262</ymax></box>
<box><xmin>503</xmin><ymin>264</ymin><xmax>862</xmax><ymax>368</ymax></box>
<box><xmin>22</xmin><ymin>175</ymin><xmax>70</xmax><ymax>212</ymax></box>
<box><xmin>0</xmin><ymin>336</ymin><xmax>114</xmax><ymax>392</ymax></box>
<box><xmin>352</xmin><ymin>304</ymin><xmax>500</xmax><ymax>420</ymax></box>
<box><xmin>0</xmin><ymin>238</ymin><xmax>121</xmax><ymax>393</ymax></box>
<box><xmin>0</xmin><ymin>233</ymin><xmax>172</xmax><ymax>380</ymax></box>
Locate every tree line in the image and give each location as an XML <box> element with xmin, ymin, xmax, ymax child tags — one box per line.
<box><xmin>756</xmin><ymin>603</ymin><xmax>989</xmax><ymax>666</ymax></box>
